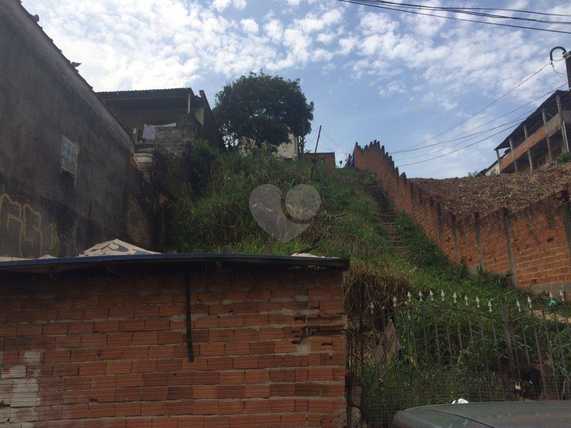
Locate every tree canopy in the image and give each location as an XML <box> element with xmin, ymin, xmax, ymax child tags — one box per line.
<box><xmin>214</xmin><ymin>73</ymin><xmax>314</xmax><ymax>150</ymax></box>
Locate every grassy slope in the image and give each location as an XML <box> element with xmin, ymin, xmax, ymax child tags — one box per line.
<box><xmin>170</xmin><ymin>150</ymin><xmax>571</xmax><ymax>422</ymax></box>
<box><xmin>170</xmin><ymin>150</ymin><xmax>534</xmax><ymax>306</ymax></box>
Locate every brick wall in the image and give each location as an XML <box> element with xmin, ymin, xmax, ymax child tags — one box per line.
<box><xmin>0</xmin><ymin>268</ymin><xmax>346</xmax><ymax>427</ymax></box>
<box><xmin>353</xmin><ymin>142</ymin><xmax>571</xmax><ymax>295</ymax></box>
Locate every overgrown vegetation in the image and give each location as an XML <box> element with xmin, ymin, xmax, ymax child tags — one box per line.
<box><xmin>391</xmin><ymin>214</ymin><xmax>517</xmax><ymax>302</ymax></box>
<box><xmin>170</xmin><ymin>145</ymin><xmax>389</xmax><ymax>262</ymax></box>
<box><xmin>214</xmin><ymin>72</ymin><xmax>314</xmax><ymax>152</ymax></box>
<box><xmin>165</xmin><ymin>146</ymin><xmax>571</xmax><ymax>426</ymax></box>
<box><xmin>166</xmin><ymin>143</ymin><xmax>563</xmax><ymax>309</ymax></box>
<box><xmin>559</xmin><ymin>152</ymin><xmax>571</xmax><ymax>164</ymax></box>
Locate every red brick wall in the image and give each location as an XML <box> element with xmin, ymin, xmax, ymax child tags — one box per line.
<box><xmin>353</xmin><ymin>142</ymin><xmax>571</xmax><ymax>294</ymax></box>
<box><xmin>0</xmin><ymin>269</ymin><xmax>346</xmax><ymax>427</ymax></box>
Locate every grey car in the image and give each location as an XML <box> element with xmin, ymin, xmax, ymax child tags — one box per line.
<box><xmin>392</xmin><ymin>401</ymin><xmax>571</xmax><ymax>428</ymax></box>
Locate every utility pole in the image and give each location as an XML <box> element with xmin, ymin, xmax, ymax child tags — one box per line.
<box><xmin>550</xmin><ymin>46</ymin><xmax>571</xmax><ymax>89</ymax></box>
<box><xmin>567</xmin><ymin>51</ymin><xmax>571</xmax><ymax>89</ymax></box>
<box><xmin>310</xmin><ymin>125</ymin><xmax>322</xmax><ymax>179</ymax></box>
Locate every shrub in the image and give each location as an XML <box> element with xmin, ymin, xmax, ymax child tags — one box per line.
<box><xmin>558</xmin><ymin>152</ymin><xmax>571</xmax><ymax>164</ymax></box>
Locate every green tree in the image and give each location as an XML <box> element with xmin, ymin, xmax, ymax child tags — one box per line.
<box><xmin>214</xmin><ymin>73</ymin><xmax>314</xmax><ymax>152</ymax></box>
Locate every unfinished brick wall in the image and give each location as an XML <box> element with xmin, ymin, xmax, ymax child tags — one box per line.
<box><xmin>354</xmin><ymin>142</ymin><xmax>571</xmax><ymax>294</ymax></box>
<box><xmin>0</xmin><ymin>267</ymin><xmax>346</xmax><ymax>427</ymax></box>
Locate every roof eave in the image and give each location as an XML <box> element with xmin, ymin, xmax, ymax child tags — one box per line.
<box><xmin>0</xmin><ymin>253</ymin><xmax>350</xmax><ymax>276</ymax></box>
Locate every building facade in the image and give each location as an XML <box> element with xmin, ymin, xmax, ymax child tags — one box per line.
<box><xmin>494</xmin><ymin>90</ymin><xmax>571</xmax><ymax>174</ymax></box>
<box><xmin>0</xmin><ymin>0</ymin><xmax>152</xmax><ymax>257</ymax></box>
<box><xmin>98</xmin><ymin>88</ymin><xmax>222</xmax><ymax>180</ymax></box>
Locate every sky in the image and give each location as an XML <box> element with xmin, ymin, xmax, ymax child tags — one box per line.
<box><xmin>21</xmin><ymin>0</ymin><xmax>571</xmax><ymax>178</ymax></box>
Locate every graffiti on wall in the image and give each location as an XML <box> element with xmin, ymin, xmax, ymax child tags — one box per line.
<box><xmin>0</xmin><ymin>193</ymin><xmax>60</xmax><ymax>257</ymax></box>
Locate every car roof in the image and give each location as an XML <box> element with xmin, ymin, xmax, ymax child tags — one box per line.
<box><xmin>392</xmin><ymin>401</ymin><xmax>571</xmax><ymax>428</ymax></box>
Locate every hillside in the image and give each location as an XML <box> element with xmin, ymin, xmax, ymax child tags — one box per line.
<box><xmin>167</xmin><ymin>148</ymin><xmax>571</xmax><ymax>425</ymax></box>
<box><xmin>167</xmin><ymin>146</ymin><xmax>540</xmax><ymax>303</ymax></box>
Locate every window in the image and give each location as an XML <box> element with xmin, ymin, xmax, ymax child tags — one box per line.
<box><xmin>61</xmin><ymin>136</ymin><xmax>79</xmax><ymax>178</ymax></box>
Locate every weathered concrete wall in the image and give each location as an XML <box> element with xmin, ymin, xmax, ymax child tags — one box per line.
<box><xmin>354</xmin><ymin>142</ymin><xmax>571</xmax><ymax>296</ymax></box>
<box><xmin>0</xmin><ymin>268</ymin><xmax>346</xmax><ymax>427</ymax></box>
<box><xmin>0</xmin><ymin>1</ymin><xmax>152</xmax><ymax>256</ymax></box>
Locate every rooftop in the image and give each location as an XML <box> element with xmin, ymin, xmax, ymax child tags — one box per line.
<box><xmin>0</xmin><ymin>240</ymin><xmax>348</xmax><ymax>277</ymax></box>
<box><xmin>98</xmin><ymin>87</ymin><xmax>198</xmax><ymax>100</ymax></box>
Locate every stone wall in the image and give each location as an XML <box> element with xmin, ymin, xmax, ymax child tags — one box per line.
<box><xmin>353</xmin><ymin>142</ymin><xmax>571</xmax><ymax>295</ymax></box>
<box><xmin>0</xmin><ymin>267</ymin><xmax>347</xmax><ymax>427</ymax></box>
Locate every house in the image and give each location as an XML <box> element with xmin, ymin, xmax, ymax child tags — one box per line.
<box><xmin>0</xmin><ymin>247</ymin><xmax>348</xmax><ymax>427</ymax></box>
<box><xmin>493</xmin><ymin>90</ymin><xmax>571</xmax><ymax>174</ymax></box>
<box><xmin>98</xmin><ymin>88</ymin><xmax>222</xmax><ymax>179</ymax></box>
<box><xmin>477</xmin><ymin>159</ymin><xmax>500</xmax><ymax>176</ymax></box>
<box><xmin>239</xmin><ymin>132</ymin><xmax>301</xmax><ymax>160</ymax></box>
<box><xmin>304</xmin><ymin>152</ymin><xmax>337</xmax><ymax>170</ymax></box>
<box><xmin>0</xmin><ymin>0</ymin><xmax>152</xmax><ymax>257</ymax></box>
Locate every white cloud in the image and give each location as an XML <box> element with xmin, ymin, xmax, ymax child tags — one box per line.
<box><xmin>19</xmin><ymin>0</ymin><xmax>571</xmax><ymax>178</ymax></box>
<box><xmin>212</xmin><ymin>0</ymin><xmax>246</xmax><ymax>12</ymax></box>
<box><xmin>264</xmin><ymin>19</ymin><xmax>284</xmax><ymax>41</ymax></box>
<box><xmin>338</xmin><ymin>36</ymin><xmax>358</xmax><ymax>55</ymax></box>
<box><xmin>317</xmin><ymin>32</ymin><xmax>335</xmax><ymax>44</ymax></box>
<box><xmin>241</xmin><ymin>18</ymin><xmax>259</xmax><ymax>34</ymax></box>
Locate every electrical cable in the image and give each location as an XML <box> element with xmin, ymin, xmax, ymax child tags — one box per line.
<box><xmin>385</xmin><ymin>2</ymin><xmax>571</xmax><ymax>18</ymax></box>
<box><xmin>392</xmin><ymin>113</ymin><xmax>533</xmax><ymax>155</ymax></box>
<box><xmin>386</xmin><ymin>64</ymin><xmax>552</xmax><ymax>156</ymax></box>
<box><xmin>339</xmin><ymin>0</ymin><xmax>571</xmax><ymax>35</ymax></box>
<box><xmin>397</xmin><ymin>82</ymin><xmax>569</xmax><ymax>167</ymax></box>
<box><xmin>397</xmin><ymin>126</ymin><xmax>516</xmax><ymax>167</ymax></box>
<box><xmin>392</xmin><ymin>83</ymin><xmax>567</xmax><ymax>157</ymax></box>
<box><xmin>358</xmin><ymin>0</ymin><xmax>571</xmax><ymax>25</ymax></box>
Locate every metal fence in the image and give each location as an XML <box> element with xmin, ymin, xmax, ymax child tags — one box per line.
<box><xmin>346</xmin><ymin>289</ymin><xmax>571</xmax><ymax>427</ymax></box>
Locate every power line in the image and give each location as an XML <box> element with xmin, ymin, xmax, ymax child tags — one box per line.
<box><xmin>392</xmin><ymin>82</ymin><xmax>565</xmax><ymax>157</ymax></box>
<box><xmin>396</xmin><ymin>83</ymin><xmax>569</xmax><ymax>167</ymax></box>
<box><xmin>394</xmin><ymin>118</ymin><xmax>527</xmax><ymax>161</ymax></box>
<box><xmin>359</xmin><ymin>1</ymin><xmax>571</xmax><ymax>25</ymax></box>
<box><xmin>339</xmin><ymin>0</ymin><xmax>571</xmax><ymax>35</ymax></box>
<box><xmin>392</xmin><ymin>114</ymin><xmax>532</xmax><ymax>155</ymax></box>
<box><xmin>397</xmin><ymin>126</ymin><xmax>513</xmax><ymax>167</ymax></box>
<box><xmin>406</xmin><ymin>3</ymin><xmax>571</xmax><ymax>18</ymax></box>
<box><xmin>387</xmin><ymin>63</ymin><xmax>551</xmax><ymax>156</ymax></box>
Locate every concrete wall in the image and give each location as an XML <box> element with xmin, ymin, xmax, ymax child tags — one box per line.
<box><xmin>0</xmin><ymin>1</ymin><xmax>151</xmax><ymax>256</ymax></box>
<box><xmin>0</xmin><ymin>268</ymin><xmax>346</xmax><ymax>427</ymax></box>
<box><xmin>354</xmin><ymin>142</ymin><xmax>571</xmax><ymax>295</ymax></box>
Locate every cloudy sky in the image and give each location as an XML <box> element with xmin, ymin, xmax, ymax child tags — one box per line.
<box><xmin>22</xmin><ymin>0</ymin><xmax>571</xmax><ymax>178</ymax></box>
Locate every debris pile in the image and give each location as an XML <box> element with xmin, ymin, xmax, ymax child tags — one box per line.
<box><xmin>412</xmin><ymin>163</ymin><xmax>571</xmax><ymax>218</ymax></box>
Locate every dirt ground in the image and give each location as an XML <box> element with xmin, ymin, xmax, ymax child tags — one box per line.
<box><xmin>412</xmin><ymin>162</ymin><xmax>571</xmax><ymax>218</ymax></box>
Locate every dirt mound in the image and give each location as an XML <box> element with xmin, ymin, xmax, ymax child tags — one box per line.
<box><xmin>412</xmin><ymin>163</ymin><xmax>571</xmax><ymax>218</ymax></box>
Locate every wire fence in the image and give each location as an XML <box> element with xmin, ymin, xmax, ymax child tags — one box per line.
<box><xmin>346</xmin><ymin>289</ymin><xmax>571</xmax><ymax>427</ymax></box>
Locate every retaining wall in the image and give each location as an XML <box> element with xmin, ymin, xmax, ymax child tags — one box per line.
<box><xmin>353</xmin><ymin>142</ymin><xmax>571</xmax><ymax>295</ymax></box>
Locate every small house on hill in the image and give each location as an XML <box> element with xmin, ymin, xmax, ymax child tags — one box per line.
<box><xmin>304</xmin><ymin>152</ymin><xmax>337</xmax><ymax>170</ymax></box>
<box><xmin>98</xmin><ymin>88</ymin><xmax>222</xmax><ymax>180</ymax></box>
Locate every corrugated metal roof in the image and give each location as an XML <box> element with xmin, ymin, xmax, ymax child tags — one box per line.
<box><xmin>0</xmin><ymin>253</ymin><xmax>349</xmax><ymax>276</ymax></box>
